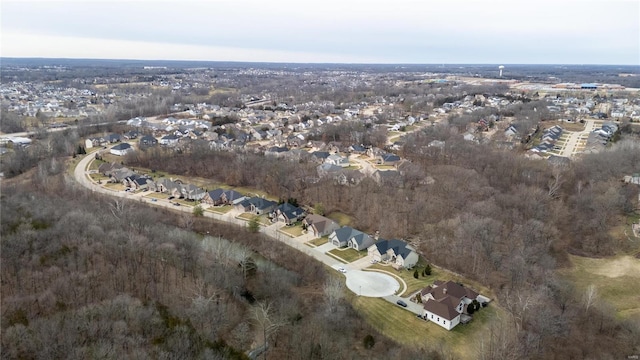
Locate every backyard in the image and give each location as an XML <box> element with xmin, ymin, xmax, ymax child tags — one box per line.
<box><xmin>352</xmin><ymin>295</ymin><xmax>499</xmax><ymax>359</ymax></box>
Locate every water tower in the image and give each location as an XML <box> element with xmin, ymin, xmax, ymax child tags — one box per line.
<box><xmin>499</xmin><ymin>65</ymin><xmax>505</xmax><ymax>77</ymax></box>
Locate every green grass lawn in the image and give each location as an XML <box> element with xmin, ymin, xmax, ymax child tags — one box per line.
<box><xmin>89</xmin><ymin>158</ymin><xmax>107</xmax><ymax>171</ymax></box>
<box><xmin>327</xmin><ymin>248</ymin><xmax>366</xmax><ymax>263</ymax></box>
<box><xmin>308</xmin><ymin>237</ymin><xmax>329</xmax><ymax>247</ymax></box>
<box><xmin>352</xmin><ymin>295</ymin><xmax>499</xmax><ymax>359</ymax></box>
<box><xmin>559</xmin><ymin>255</ymin><xmax>640</xmax><ymax>321</ymax></box>
<box><xmin>327</xmin><ymin>211</ymin><xmax>353</xmax><ymax>226</ymax></box>
<box><xmin>279</xmin><ymin>225</ymin><xmax>305</xmax><ymax>237</ymax></box>
<box><xmin>104</xmin><ymin>182</ymin><xmax>125</xmax><ymax>191</ymax></box>
<box><xmin>206</xmin><ymin>205</ymin><xmax>233</xmax><ymax>214</ymax></box>
<box><xmin>236</xmin><ymin>213</ymin><xmax>271</xmax><ymax>226</ymax></box>
<box><xmin>367</xmin><ymin>264</ymin><xmax>439</xmax><ymax>296</ymax></box>
<box><xmin>145</xmin><ymin>192</ymin><xmax>169</xmax><ymax>199</ymax></box>
<box><xmin>89</xmin><ymin>173</ymin><xmax>109</xmax><ymax>182</ymax></box>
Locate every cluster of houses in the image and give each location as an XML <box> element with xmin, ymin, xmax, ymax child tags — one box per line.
<box><xmin>585</xmin><ymin>122</ymin><xmax>618</xmax><ymax>153</ymax></box>
<box><xmin>530</xmin><ymin>125</ymin><xmax>563</xmax><ymax>154</ymax></box>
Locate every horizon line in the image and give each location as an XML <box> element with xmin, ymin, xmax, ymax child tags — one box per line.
<box><xmin>2</xmin><ymin>56</ymin><xmax>639</xmax><ymax>67</ymax></box>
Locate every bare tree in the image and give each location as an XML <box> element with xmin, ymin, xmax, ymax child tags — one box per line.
<box><xmin>583</xmin><ymin>284</ymin><xmax>598</xmax><ymax>313</ymax></box>
<box><xmin>251</xmin><ymin>301</ymin><xmax>285</xmax><ymax>360</ymax></box>
<box><xmin>323</xmin><ymin>276</ymin><xmax>345</xmax><ymax>314</ymax></box>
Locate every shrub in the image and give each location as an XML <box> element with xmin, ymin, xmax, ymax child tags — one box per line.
<box><xmin>363</xmin><ymin>334</ymin><xmax>375</xmax><ymax>349</ymax></box>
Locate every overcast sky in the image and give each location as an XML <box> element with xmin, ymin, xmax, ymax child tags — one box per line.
<box><xmin>2</xmin><ymin>0</ymin><xmax>639</xmax><ymax>64</ymax></box>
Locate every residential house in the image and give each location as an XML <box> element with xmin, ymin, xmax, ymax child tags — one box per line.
<box><xmin>367</xmin><ymin>239</ymin><xmax>419</xmax><ymax>269</ymax></box>
<box><xmin>109</xmin><ymin>168</ymin><xmax>135</xmax><ymax>183</ymax></box>
<box><xmin>154</xmin><ymin>178</ymin><xmax>183</xmax><ymax>198</ymax></box>
<box><xmin>371</xmin><ymin>170</ymin><xmax>402</xmax><ymax>186</ymax></box>
<box><xmin>325</xmin><ymin>154</ymin><xmax>350</xmax><ymax>167</ymax></box>
<box><xmin>329</xmin><ymin>226</ymin><xmax>374</xmax><ymax>250</ymax></box>
<box><xmin>123</xmin><ymin>130</ymin><xmax>139</xmax><ymax>140</ymax></box>
<box><xmin>110</xmin><ymin>143</ymin><xmax>133</xmax><ymax>156</ymax></box>
<box><xmin>123</xmin><ymin>174</ymin><xmax>151</xmax><ymax>191</ymax></box>
<box><xmin>272</xmin><ymin>202</ymin><xmax>306</xmax><ymax>225</ymax></box>
<box><xmin>377</xmin><ymin>153</ymin><xmax>401</xmax><ymax>166</ymax></box>
<box><xmin>160</xmin><ymin>134</ymin><xmax>180</xmax><ymax>145</ymax></box>
<box><xmin>311</xmin><ymin>151</ymin><xmax>331</xmax><ymax>163</ymax></box>
<box><xmin>421</xmin><ymin>280</ymin><xmax>484</xmax><ymax>331</ymax></box>
<box><xmin>303</xmin><ymin>214</ymin><xmax>340</xmax><ymax>238</ymax></box>
<box><xmin>348</xmin><ymin>144</ymin><xmax>367</xmax><ymax>154</ymax></box>
<box><xmin>105</xmin><ymin>133</ymin><xmax>121</xmax><ymax>143</ymax></box>
<box><xmin>250</xmin><ymin>197</ymin><xmax>278</xmax><ymax>214</ymax></box>
<box><xmin>98</xmin><ymin>162</ymin><xmax>124</xmax><ymax>176</ymax></box>
<box><xmin>139</xmin><ymin>135</ymin><xmax>158</xmax><ymax>147</ymax></box>
<box><xmin>202</xmin><ymin>188</ymin><xmax>245</xmax><ymax>206</ymax></box>
<box><xmin>181</xmin><ymin>184</ymin><xmax>206</xmax><ymax>201</ymax></box>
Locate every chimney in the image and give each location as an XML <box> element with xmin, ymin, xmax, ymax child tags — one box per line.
<box><xmin>443</xmin><ymin>288</ymin><xmax>447</xmax><ymax>294</ymax></box>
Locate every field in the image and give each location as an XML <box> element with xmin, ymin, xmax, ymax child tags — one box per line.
<box><xmin>559</xmin><ymin>255</ymin><xmax>640</xmax><ymax>321</ymax></box>
<box><xmin>352</xmin><ymin>295</ymin><xmax>500</xmax><ymax>359</ymax></box>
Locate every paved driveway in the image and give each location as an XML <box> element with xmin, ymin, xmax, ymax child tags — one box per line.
<box><xmin>345</xmin><ymin>270</ymin><xmax>400</xmax><ymax>297</ymax></box>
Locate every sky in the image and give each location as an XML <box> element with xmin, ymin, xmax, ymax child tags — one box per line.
<box><xmin>1</xmin><ymin>0</ymin><xmax>639</xmax><ymax>64</ymax></box>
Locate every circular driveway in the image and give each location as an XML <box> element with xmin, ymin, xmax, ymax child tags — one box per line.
<box><xmin>345</xmin><ymin>270</ymin><xmax>400</xmax><ymax>297</ymax></box>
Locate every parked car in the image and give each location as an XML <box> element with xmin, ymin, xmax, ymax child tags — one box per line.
<box><xmin>337</xmin><ymin>267</ymin><xmax>347</xmax><ymax>273</ymax></box>
<box><xmin>173</xmin><ymin>203</ymin><xmax>180</xmax><ymax>206</ymax></box>
<box><xmin>151</xmin><ymin>198</ymin><xmax>157</xmax><ymax>202</ymax></box>
<box><xmin>168</xmin><ymin>196</ymin><xmax>175</xmax><ymax>200</ymax></box>
<box><xmin>396</xmin><ymin>300</ymin><xmax>408</xmax><ymax>307</ymax></box>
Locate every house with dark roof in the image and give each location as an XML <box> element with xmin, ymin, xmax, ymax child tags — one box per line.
<box><xmin>272</xmin><ymin>202</ymin><xmax>306</xmax><ymax>225</ymax></box>
<box><xmin>420</xmin><ymin>280</ymin><xmax>484</xmax><ymax>330</ymax></box>
<box><xmin>202</xmin><ymin>188</ymin><xmax>245</xmax><ymax>206</ymax></box>
<box><xmin>139</xmin><ymin>135</ymin><xmax>158</xmax><ymax>147</ymax></box>
<box><xmin>377</xmin><ymin>153</ymin><xmax>401</xmax><ymax>166</ymax></box>
<box><xmin>98</xmin><ymin>162</ymin><xmax>124</xmax><ymax>176</ymax></box>
<box><xmin>160</xmin><ymin>134</ymin><xmax>180</xmax><ymax>145</ymax></box>
<box><xmin>234</xmin><ymin>197</ymin><xmax>278</xmax><ymax>215</ymax></box>
<box><xmin>367</xmin><ymin>239</ymin><xmax>418</xmax><ymax>269</ymax></box>
<box><xmin>110</xmin><ymin>143</ymin><xmax>133</xmax><ymax>156</ymax></box>
<box><xmin>311</xmin><ymin>151</ymin><xmax>331</xmax><ymax>163</ymax></box>
<box><xmin>302</xmin><ymin>214</ymin><xmax>340</xmax><ymax>238</ymax></box>
<box><xmin>329</xmin><ymin>226</ymin><xmax>375</xmax><ymax>250</ymax></box>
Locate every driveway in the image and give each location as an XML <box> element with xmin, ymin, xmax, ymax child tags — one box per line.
<box><xmin>345</xmin><ymin>270</ymin><xmax>400</xmax><ymax>297</ymax></box>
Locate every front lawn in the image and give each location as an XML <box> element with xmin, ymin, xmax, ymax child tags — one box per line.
<box><xmin>207</xmin><ymin>205</ymin><xmax>233</xmax><ymax>214</ymax></box>
<box><xmin>352</xmin><ymin>295</ymin><xmax>499</xmax><ymax>359</ymax></box>
<box><xmin>327</xmin><ymin>248</ymin><xmax>366</xmax><ymax>263</ymax></box>
<box><xmin>89</xmin><ymin>173</ymin><xmax>109</xmax><ymax>182</ymax></box>
<box><xmin>308</xmin><ymin>237</ymin><xmax>329</xmax><ymax>247</ymax></box>
<box><xmin>368</xmin><ymin>263</ymin><xmax>439</xmax><ymax>297</ymax></box>
<box><xmin>145</xmin><ymin>192</ymin><xmax>169</xmax><ymax>200</ymax></box>
<box><xmin>279</xmin><ymin>225</ymin><xmax>305</xmax><ymax>237</ymax></box>
<box><xmin>236</xmin><ymin>213</ymin><xmax>271</xmax><ymax>226</ymax></box>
